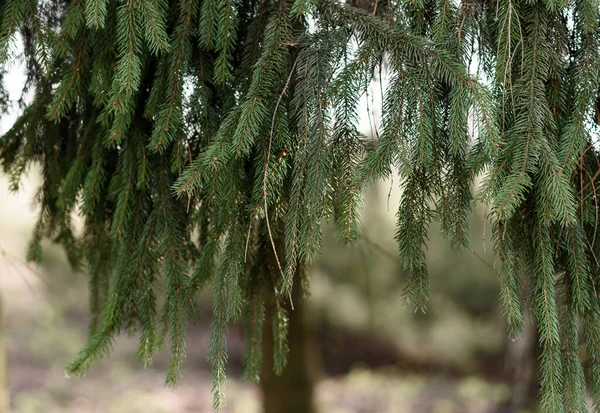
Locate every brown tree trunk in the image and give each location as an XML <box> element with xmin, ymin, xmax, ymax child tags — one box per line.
<box><xmin>0</xmin><ymin>293</ymin><xmax>7</xmax><ymax>413</ymax></box>
<box><xmin>505</xmin><ymin>311</ymin><xmax>540</xmax><ymax>410</ymax></box>
<box><xmin>260</xmin><ymin>275</ymin><xmax>319</xmax><ymax>413</ymax></box>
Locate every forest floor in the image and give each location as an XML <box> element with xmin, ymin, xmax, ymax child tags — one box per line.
<box><xmin>3</xmin><ymin>244</ymin><xmax>520</xmax><ymax>413</ymax></box>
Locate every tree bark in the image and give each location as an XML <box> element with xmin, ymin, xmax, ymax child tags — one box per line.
<box><xmin>0</xmin><ymin>293</ymin><xmax>7</xmax><ymax>413</ymax></box>
<box><xmin>505</xmin><ymin>311</ymin><xmax>539</xmax><ymax>410</ymax></box>
<box><xmin>260</xmin><ymin>275</ymin><xmax>319</xmax><ymax>413</ymax></box>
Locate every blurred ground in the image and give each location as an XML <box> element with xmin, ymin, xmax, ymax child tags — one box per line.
<box><xmin>0</xmin><ymin>171</ymin><xmax>527</xmax><ymax>413</ymax></box>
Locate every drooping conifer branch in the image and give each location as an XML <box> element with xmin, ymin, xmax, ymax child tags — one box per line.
<box><xmin>1</xmin><ymin>0</ymin><xmax>600</xmax><ymax>410</ymax></box>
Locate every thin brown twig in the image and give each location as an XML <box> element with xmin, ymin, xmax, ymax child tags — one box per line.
<box><xmin>244</xmin><ymin>216</ymin><xmax>254</xmax><ymax>263</ymax></box>
<box><xmin>580</xmin><ymin>171</ymin><xmax>600</xmax><ymax>204</ymax></box>
<box><xmin>264</xmin><ymin>58</ymin><xmax>298</xmax><ymax>308</ymax></box>
<box><xmin>471</xmin><ymin>250</ymin><xmax>495</xmax><ymax>271</ymax></box>
<box><xmin>387</xmin><ymin>173</ymin><xmax>393</xmax><ymax>212</ymax></box>
<box><xmin>0</xmin><ymin>245</ymin><xmax>46</xmax><ymax>282</ymax></box>
<box><xmin>0</xmin><ymin>245</ymin><xmax>48</xmax><ymax>300</ymax></box>
<box><xmin>361</xmin><ymin>234</ymin><xmax>495</xmax><ymax>271</ymax></box>
<box><xmin>577</xmin><ymin>141</ymin><xmax>600</xmax><ymax>187</ymax></box>
<box><xmin>4</xmin><ymin>259</ymin><xmax>39</xmax><ymax>298</ymax></box>
<box><xmin>185</xmin><ymin>138</ymin><xmax>194</xmax><ymax>211</ymax></box>
<box><xmin>360</xmin><ymin>235</ymin><xmax>398</xmax><ymax>261</ymax></box>
<box><xmin>582</xmin><ymin>167</ymin><xmax>599</xmax><ymax>250</ymax></box>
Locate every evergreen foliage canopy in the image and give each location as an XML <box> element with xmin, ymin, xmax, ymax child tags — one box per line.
<box><xmin>0</xmin><ymin>0</ymin><xmax>600</xmax><ymax>410</ymax></box>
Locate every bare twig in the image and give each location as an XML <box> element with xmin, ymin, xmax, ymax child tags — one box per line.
<box><xmin>471</xmin><ymin>250</ymin><xmax>495</xmax><ymax>271</ymax></box>
<box><xmin>244</xmin><ymin>217</ymin><xmax>254</xmax><ymax>263</ymax></box>
<box><xmin>264</xmin><ymin>58</ymin><xmax>298</xmax><ymax>307</ymax></box>
<box><xmin>360</xmin><ymin>235</ymin><xmax>398</xmax><ymax>262</ymax></box>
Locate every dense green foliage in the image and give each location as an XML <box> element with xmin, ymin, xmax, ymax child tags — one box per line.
<box><xmin>0</xmin><ymin>0</ymin><xmax>599</xmax><ymax>410</ymax></box>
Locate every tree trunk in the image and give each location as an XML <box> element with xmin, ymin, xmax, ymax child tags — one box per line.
<box><xmin>260</xmin><ymin>275</ymin><xmax>319</xmax><ymax>413</ymax></box>
<box><xmin>0</xmin><ymin>293</ymin><xmax>7</xmax><ymax>413</ymax></box>
<box><xmin>505</xmin><ymin>311</ymin><xmax>539</xmax><ymax>410</ymax></box>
